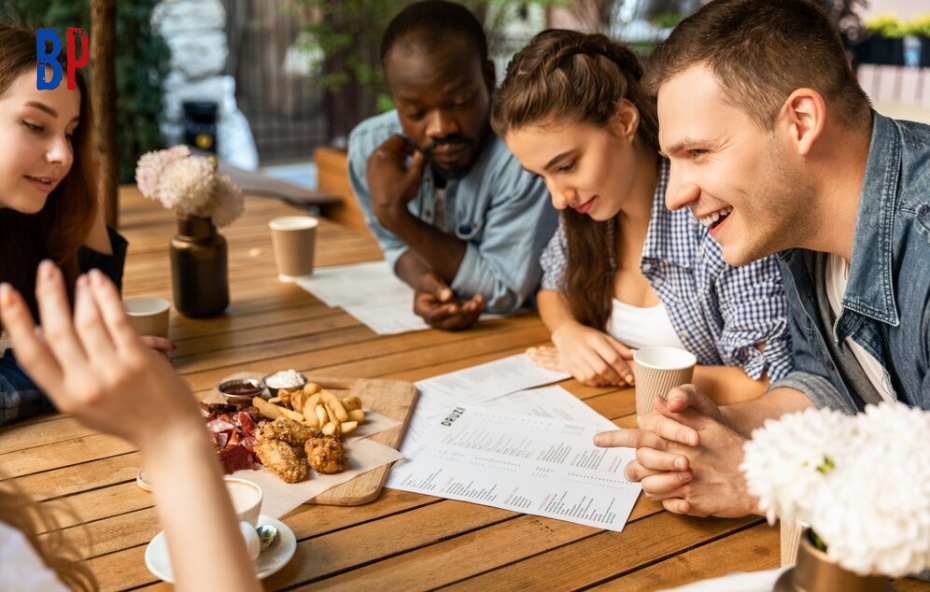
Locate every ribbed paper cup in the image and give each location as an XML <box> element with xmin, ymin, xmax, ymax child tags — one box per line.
<box><xmin>781</xmin><ymin>520</ymin><xmax>806</xmax><ymax>567</ymax></box>
<box><xmin>123</xmin><ymin>297</ymin><xmax>170</xmax><ymax>339</ymax></box>
<box><xmin>270</xmin><ymin>216</ymin><xmax>318</xmax><ymax>282</ymax></box>
<box><xmin>633</xmin><ymin>346</ymin><xmax>696</xmax><ymax>417</ymax></box>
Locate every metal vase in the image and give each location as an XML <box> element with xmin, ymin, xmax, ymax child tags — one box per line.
<box><xmin>170</xmin><ymin>216</ymin><xmax>229</xmax><ymax>318</ymax></box>
<box><xmin>775</xmin><ymin>529</ymin><xmax>897</xmax><ymax>592</ymax></box>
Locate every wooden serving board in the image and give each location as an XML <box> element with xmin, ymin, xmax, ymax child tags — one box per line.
<box><xmin>210</xmin><ymin>373</ymin><xmax>418</xmax><ymax>507</ymax></box>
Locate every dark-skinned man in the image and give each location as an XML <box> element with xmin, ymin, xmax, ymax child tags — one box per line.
<box><xmin>348</xmin><ymin>0</ymin><xmax>558</xmax><ymax>330</ymax></box>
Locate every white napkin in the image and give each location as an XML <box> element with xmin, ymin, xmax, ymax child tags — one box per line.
<box><xmin>656</xmin><ymin>568</ymin><xmax>789</xmax><ymax>592</ymax></box>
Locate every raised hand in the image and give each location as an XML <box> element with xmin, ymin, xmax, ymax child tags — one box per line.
<box><xmin>413</xmin><ymin>271</ymin><xmax>484</xmax><ymax>331</ymax></box>
<box><xmin>367</xmin><ymin>134</ymin><xmax>426</xmax><ymax>228</ymax></box>
<box><xmin>0</xmin><ymin>262</ymin><xmax>200</xmax><ymax>450</ymax></box>
<box><xmin>550</xmin><ymin>322</ymin><xmax>634</xmax><ymax>386</ymax></box>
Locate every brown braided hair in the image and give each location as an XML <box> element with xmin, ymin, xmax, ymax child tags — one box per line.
<box><xmin>492</xmin><ymin>30</ymin><xmax>659</xmax><ymax>331</ymax></box>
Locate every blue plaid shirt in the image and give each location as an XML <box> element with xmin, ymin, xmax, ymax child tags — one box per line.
<box><xmin>541</xmin><ymin>159</ymin><xmax>793</xmax><ymax>381</ymax></box>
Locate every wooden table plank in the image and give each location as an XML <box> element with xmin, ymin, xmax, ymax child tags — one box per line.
<box><xmin>5</xmin><ymin>187</ymin><xmax>928</xmax><ymax>592</ymax></box>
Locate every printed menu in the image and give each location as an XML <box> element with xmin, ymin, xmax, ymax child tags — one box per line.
<box><xmin>387</xmin><ymin>406</ymin><xmax>640</xmax><ymax>532</ymax></box>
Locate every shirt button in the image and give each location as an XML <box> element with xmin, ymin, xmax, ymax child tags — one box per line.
<box><xmin>653</xmin><ymin>277</ymin><xmax>664</xmax><ymax>287</ymax></box>
<box><xmin>824</xmin><ymin>359</ymin><xmax>835</xmax><ymax>372</ymax></box>
<box><xmin>918</xmin><ymin>204</ymin><xmax>929</xmax><ymax>218</ymax></box>
<box><xmin>679</xmin><ymin>331</ymin><xmax>690</xmax><ymax>339</ymax></box>
<box><xmin>642</xmin><ymin>263</ymin><xmax>652</xmax><ymax>272</ymax></box>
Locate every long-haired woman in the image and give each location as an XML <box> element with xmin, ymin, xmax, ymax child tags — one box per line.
<box><xmin>0</xmin><ymin>23</ymin><xmax>166</xmax><ymax>426</ymax></box>
<box><xmin>493</xmin><ymin>30</ymin><xmax>793</xmax><ymax>403</ymax></box>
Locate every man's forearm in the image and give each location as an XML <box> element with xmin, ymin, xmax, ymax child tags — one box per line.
<box><xmin>381</xmin><ymin>210</ymin><xmax>466</xmax><ymax>284</ymax></box>
<box><xmin>721</xmin><ymin>386</ymin><xmax>815</xmax><ymax>437</ymax></box>
<box><xmin>394</xmin><ymin>251</ymin><xmax>432</xmax><ymax>289</ymax></box>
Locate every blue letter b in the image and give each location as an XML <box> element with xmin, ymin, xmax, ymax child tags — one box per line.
<box><xmin>37</xmin><ymin>29</ymin><xmax>62</xmax><ymax>90</ymax></box>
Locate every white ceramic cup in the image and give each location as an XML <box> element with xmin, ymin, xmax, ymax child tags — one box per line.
<box><xmin>123</xmin><ymin>297</ymin><xmax>171</xmax><ymax>339</ymax></box>
<box><xmin>224</xmin><ymin>477</ymin><xmax>263</xmax><ymax>528</ymax></box>
<box><xmin>269</xmin><ymin>216</ymin><xmax>318</xmax><ymax>281</ymax></box>
<box><xmin>632</xmin><ymin>346</ymin><xmax>697</xmax><ymax>417</ymax></box>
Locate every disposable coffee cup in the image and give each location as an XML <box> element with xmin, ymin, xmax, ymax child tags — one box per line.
<box><xmin>223</xmin><ymin>477</ymin><xmax>263</xmax><ymax>528</ymax></box>
<box><xmin>781</xmin><ymin>520</ymin><xmax>807</xmax><ymax>567</ymax></box>
<box><xmin>633</xmin><ymin>346</ymin><xmax>697</xmax><ymax>417</ymax></box>
<box><xmin>269</xmin><ymin>216</ymin><xmax>318</xmax><ymax>282</ymax></box>
<box><xmin>123</xmin><ymin>297</ymin><xmax>170</xmax><ymax>339</ymax></box>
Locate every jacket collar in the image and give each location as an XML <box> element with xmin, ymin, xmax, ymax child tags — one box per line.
<box><xmin>842</xmin><ymin>111</ymin><xmax>900</xmax><ymax>327</ymax></box>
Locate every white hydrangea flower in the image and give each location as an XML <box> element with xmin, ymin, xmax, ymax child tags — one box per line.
<box><xmin>134</xmin><ymin>145</ymin><xmax>190</xmax><ymax>198</ymax></box>
<box><xmin>155</xmin><ymin>157</ymin><xmax>216</xmax><ymax>218</ymax></box>
<box><xmin>742</xmin><ymin>403</ymin><xmax>930</xmax><ymax>578</ymax></box>
<box><xmin>209</xmin><ymin>173</ymin><xmax>245</xmax><ymax>227</ymax></box>
<box><xmin>809</xmin><ymin>403</ymin><xmax>930</xmax><ymax>577</ymax></box>
<box><xmin>741</xmin><ymin>407</ymin><xmax>853</xmax><ymax>525</ymax></box>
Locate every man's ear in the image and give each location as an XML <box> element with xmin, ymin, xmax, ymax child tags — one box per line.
<box><xmin>612</xmin><ymin>99</ymin><xmax>640</xmax><ymax>143</ymax></box>
<box><xmin>780</xmin><ymin>88</ymin><xmax>825</xmax><ymax>157</ymax></box>
<box><xmin>484</xmin><ymin>59</ymin><xmax>496</xmax><ymax>94</ymax></box>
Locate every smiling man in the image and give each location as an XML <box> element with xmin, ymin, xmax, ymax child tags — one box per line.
<box><xmin>348</xmin><ymin>0</ymin><xmax>558</xmax><ymax>330</ymax></box>
<box><xmin>597</xmin><ymin>0</ymin><xmax>930</xmax><ymax>519</ymax></box>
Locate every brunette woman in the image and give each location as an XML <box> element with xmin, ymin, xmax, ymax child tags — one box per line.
<box><xmin>493</xmin><ymin>30</ymin><xmax>792</xmax><ymax>402</ymax></box>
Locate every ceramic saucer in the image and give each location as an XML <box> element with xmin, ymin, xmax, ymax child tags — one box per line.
<box><xmin>144</xmin><ymin>514</ymin><xmax>296</xmax><ymax>583</ymax></box>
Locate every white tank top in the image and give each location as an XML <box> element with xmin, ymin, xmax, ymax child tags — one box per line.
<box><xmin>605</xmin><ymin>299</ymin><xmax>686</xmax><ymax>351</ymax></box>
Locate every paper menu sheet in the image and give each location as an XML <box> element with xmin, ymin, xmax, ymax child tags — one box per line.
<box><xmin>387</xmin><ymin>406</ymin><xmax>641</xmax><ymax>532</ymax></box>
<box><xmin>295</xmin><ymin>261</ymin><xmax>506</xmax><ymax>335</ymax></box>
<box><xmin>416</xmin><ymin>353</ymin><xmax>571</xmax><ymax>406</ymax></box>
<box><xmin>400</xmin><ymin>355</ymin><xmax>574</xmax><ymax>455</ymax></box>
<box><xmin>479</xmin><ymin>386</ymin><xmax>616</xmax><ymax>430</ymax></box>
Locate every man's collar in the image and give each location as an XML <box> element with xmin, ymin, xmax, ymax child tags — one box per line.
<box><xmin>841</xmin><ymin>111</ymin><xmax>900</xmax><ymax>327</ymax></box>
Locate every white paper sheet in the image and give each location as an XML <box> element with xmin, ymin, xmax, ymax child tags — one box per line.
<box><xmin>399</xmin><ymin>354</ymin><xmax>572</xmax><ymax>456</ymax></box>
<box><xmin>296</xmin><ymin>261</ymin><xmax>408</xmax><ymax>307</ymax></box>
<box><xmin>416</xmin><ymin>353</ymin><xmax>571</xmax><ymax>405</ymax></box>
<box><xmin>296</xmin><ymin>261</ymin><xmax>511</xmax><ymax>335</ymax></box>
<box><xmin>478</xmin><ymin>386</ymin><xmax>616</xmax><ymax>429</ymax></box>
<box><xmin>386</xmin><ymin>406</ymin><xmax>640</xmax><ymax>532</ymax></box>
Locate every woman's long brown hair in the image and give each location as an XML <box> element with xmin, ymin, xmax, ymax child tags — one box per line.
<box><xmin>493</xmin><ymin>30</ymin><xmax>659</xmax><ymax>331</ymax></box>
<box><xmin>0</xmin><ymin>23</ymin><xmax>99</xmax><ymax>324</ymax></box>
<box><xmin>0</xmin><ymin>22</ymin><xmax>99</xmax><ymax>591</ymax></box>
<box><xmin>0</xmin><ymin>479</ymin><xmax>97</xmax><ymax>591</ymax></box>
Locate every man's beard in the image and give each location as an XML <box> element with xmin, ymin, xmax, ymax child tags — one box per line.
<box><xmin>422</xmin><ymin>125</ymin><xmax>490</xmax><ymax>181</ymax></box>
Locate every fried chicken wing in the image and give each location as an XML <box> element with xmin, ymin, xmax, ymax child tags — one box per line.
<box><xmin>305</xmin><ymin>435</ymin><xmax>348</xmax><ymax>474</ymax></box>
<box><xmin>254</xmin><ymin>439</ymin><xmax>308</xmax><ymax>483</ymax></box>
<box><xmin>255</xmin><ymin>416</ymin><xmax>319</xmax><ymax>446</ymax></box>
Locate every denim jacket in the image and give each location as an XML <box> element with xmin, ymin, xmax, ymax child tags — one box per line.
<box><xmin>770</xmin><ymin>112</ymin><xmax>930</xmax><ymax>412</ymax></box>
<box><xmin>348</xmin><ymin>110</ymin><xmax>559</xmax><ymax>313</ymax></box>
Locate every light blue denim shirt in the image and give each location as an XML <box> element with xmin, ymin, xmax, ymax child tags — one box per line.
<box><xmin>771</xmin><ymin>112</ymin><xmax>930</xmax><ymax>412</ymax></box>
<box><xmin>348</xmin><ymin>110</ymin><xmax>558</xmax><ymax>313</ymax></box>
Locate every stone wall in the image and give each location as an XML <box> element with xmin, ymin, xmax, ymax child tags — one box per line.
<box><xmin>153</xmin><ymin>0</ymin><xmax>259</xmax><ymax>169</ymax></box>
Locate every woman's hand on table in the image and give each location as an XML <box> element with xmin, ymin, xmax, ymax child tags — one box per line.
<box><xmin>549</xmin><ymin>322</ymin><xmax>634</xmax><ymax>386</ymax></box>
<box><xmin>140</xmin><ymin>335</ymin><xmax>175</xmax><ymax>353</ymax></box>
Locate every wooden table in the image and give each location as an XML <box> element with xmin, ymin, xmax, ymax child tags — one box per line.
<box><xmin>2</xmin><ymin>188</ymin><xmax>928</xmax><ymax>592</ymax></box>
